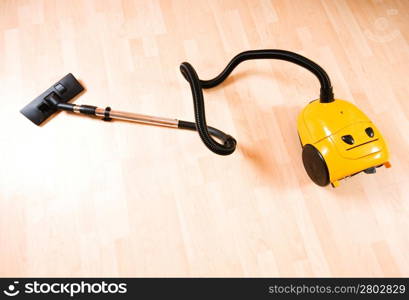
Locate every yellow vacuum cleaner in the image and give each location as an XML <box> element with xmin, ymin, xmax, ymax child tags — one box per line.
<box><xmin>298</xmin><ymin>99</ymin><xmax>390</xmax><ymax>187</ymax></box>
<box><xmin>20</xmin><ymin>49</ymin><xmax>390</xmax><ymax>187</ymax></box>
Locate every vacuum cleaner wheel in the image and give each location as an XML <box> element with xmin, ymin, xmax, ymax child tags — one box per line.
<box><xmin>302</xmin><ymin>144</ymin><xmax>330</xmax><ymax>186</ymax></box>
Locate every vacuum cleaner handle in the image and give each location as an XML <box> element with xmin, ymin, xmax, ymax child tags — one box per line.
<box><xmin>45</xmin><ymin>92</ymin><xmax>234</xmax><ymax>146</ymax></box>
<box><xmin>21</xmin><ymin>49</ymin><xmax>334</xmax><ymax>157</ymax></box>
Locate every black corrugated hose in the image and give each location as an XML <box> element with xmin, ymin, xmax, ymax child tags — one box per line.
<box><xmin>177</xmin><ymin>49</ymin><xmax>334</xmax><ymax>156</ymax></box>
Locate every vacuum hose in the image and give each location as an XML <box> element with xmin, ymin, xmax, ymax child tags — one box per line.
<box><xmin>178</xmin><ymin>49</ymin><xmax>334</xmax><ymax>156</ymax></box>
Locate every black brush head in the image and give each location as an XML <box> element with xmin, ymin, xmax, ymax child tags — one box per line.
<box><xmin>20</xmin><ymin>73</ymin><xmax>84</xmax><ymax>125</ymax></box>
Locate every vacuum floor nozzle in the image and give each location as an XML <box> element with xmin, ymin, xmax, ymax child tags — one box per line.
<box><xmin>20</xmin><ymin>73</ymin><xmax>84</xmax><ymax>125</ymax></box>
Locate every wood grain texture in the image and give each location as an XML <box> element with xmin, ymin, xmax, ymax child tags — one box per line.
<box><xmin>0</xmin><ymin>0</ymin><xmax>408</xmax><ymax>277</ymax></box>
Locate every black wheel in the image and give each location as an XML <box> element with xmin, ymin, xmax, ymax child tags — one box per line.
<box><xmin>302</xmin><ymin>144</ymin><xmax>330</xmax><ymax>186</ymax></box>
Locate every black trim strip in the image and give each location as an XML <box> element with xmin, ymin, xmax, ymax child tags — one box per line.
<box><xmin>346</xmin><ymin>138</ymin><xmax>379</xmax><ymax>151</ymax></box>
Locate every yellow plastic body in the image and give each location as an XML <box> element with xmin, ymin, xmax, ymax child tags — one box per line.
<box><xmin>297</xmin><ymin>99</ymin><xmax>390</xmax><ymax>186</ymax></box>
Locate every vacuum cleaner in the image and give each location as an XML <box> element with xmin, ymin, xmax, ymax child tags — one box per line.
<box><xmin>20</xmin><ymin>49</ymin><xmax>390</xmax><ymax>187</ymax></box>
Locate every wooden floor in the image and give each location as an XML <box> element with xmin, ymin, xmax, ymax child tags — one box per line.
<box><xmin>1</xmin><ymin>0</ymin><xmax>408</xmax><ymax>277</ymax></box>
